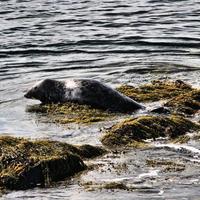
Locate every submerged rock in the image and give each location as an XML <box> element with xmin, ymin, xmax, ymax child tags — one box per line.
<box><xmin>26</xmin><ymin>102</ymin><xmax>115</xmax><ymax>124</ymax></box>
<box><xmin>146</xmin><ymin>159</ymin><xmax>185</xmax><ymax>172</ymax></box>
<box><xmin>82</xmin><ymin>181</ymin><xmax>130</xmax><ymax>191</ymax></box>
<box><xmin>0</xmin><ymin>136</ymin><xmax>105</xmax><ymax>190</ymax></box>
<box><xmin>101</xmin><ymin>115</ymin><xmax>200</xmax><ymax>148</ymax></box>
<box><xmin>117</xmin><ymin>80</ymin><xmax>192</xmax><ymax>102</ymax></box>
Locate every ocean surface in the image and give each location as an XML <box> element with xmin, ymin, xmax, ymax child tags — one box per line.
<box><xmin>1</xmin><ymin>0</ymin><xmax>200</xmax><ymax>199</ymax></box>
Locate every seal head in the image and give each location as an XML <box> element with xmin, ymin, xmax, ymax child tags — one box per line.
<box><xmin>24</xmin><ymin>79</ymin><xmax>65</xmax><ymax>103</ymax></box>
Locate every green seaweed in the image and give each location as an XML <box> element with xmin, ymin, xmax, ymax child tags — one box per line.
<box><xmin>0</xmin><ymin>136</ymin><xmax>106</xmax><ymax>190</ymax></box>
<box><xmin>101</xmin><ymin>115</ymin><xmax>200</xmax><ymax>148</ymax></box>
<box><xmin>171</xmin><ymin>135</ymin><xmax>191</xmax><ymax>144</ymax></box>
<box><xmin>26</xmin><ymin>102</ymin><xmax>115</xmax><ymax>124</ymax></box>
<box><xmin>165</xmin><ymin>89</ymin><xmax>200</xmax><ymax>115</ymax></box>
<box><xmin>117</xmin><ymin>80</ymin><xmax>192</xmax><ymax>102</ymax></box>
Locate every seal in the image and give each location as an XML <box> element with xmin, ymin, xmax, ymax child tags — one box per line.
<box><xmin>24</xmin><ymin>78</ymin><xmax>144</xmax><ymax>112</ymax></box>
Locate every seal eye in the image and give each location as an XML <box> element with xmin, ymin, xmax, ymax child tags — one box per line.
<box><xmin>34</xmin><ymin>86</ymin><xmax>38</xmax><ymax>90</ymax></box>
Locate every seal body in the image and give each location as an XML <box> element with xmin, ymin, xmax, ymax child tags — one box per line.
<box><xmin>24</xmin><ymin>79</ymin><xmax>144</xmax><ymax>112</ymax></box>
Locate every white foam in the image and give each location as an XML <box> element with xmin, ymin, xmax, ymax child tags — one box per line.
<box><xmin>102</xmin><ymin>176</ymin><xmax>135</xmax><ymax>182</ymax></box>
<box><xmin>155</xmin><ymin>143</ymin><xmax>200</xmax><ymax>155</ymax></box>
<box><xmin>138</xmin><ymin>170</ymin><xmax>159</xmax><ymax>179</ymax></box>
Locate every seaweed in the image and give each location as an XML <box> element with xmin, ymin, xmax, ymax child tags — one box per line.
<box><xmin>117</xmin><ymin>80</ymin><xmax>192</xmax><ymax>102</ymax></box>
<box><xmin>81</xmin><ymin>181</ymin><xmax>129</xmax><ymax>191</ymax></box>
<box><xmin>165</xmin><ymin>89</ymin><xmax>200</xmax><ymax>115</ymax></box>
<box><xmin>26</xmin><ymin>103</ymin><xmax>115</xmax><ymax>124</ymax></box>
<box><xmin>101</xmin><ymin>115</ymin><xmax>200</xmax><ymax>148</ymax></box>
<box><xmin>0</xmin><ymin>136</ymin><xmax>106</xmax><ymax>190</ymax></box>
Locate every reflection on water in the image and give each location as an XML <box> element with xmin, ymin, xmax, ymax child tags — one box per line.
<box><xmin>1</xmin><ymin>0</ymin><xmax>200</xmax><ymax>199</ymax></box>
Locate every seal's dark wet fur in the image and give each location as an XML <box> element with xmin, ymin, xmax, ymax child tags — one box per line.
<box><xmin>25</xmin><ymin>79</ymin><xmax>65</xmax><ymax>103</ymax></box>
<box><xmin>25</xmin><ymin>79</ymin><xmax>144</xmax><ymax>113</ymax></box>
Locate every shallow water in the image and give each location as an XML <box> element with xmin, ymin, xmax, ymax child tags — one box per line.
<box><xmin>1</xmin><ymin>0</ymin><xmax>200</xmax><ymax>199</ymax></box>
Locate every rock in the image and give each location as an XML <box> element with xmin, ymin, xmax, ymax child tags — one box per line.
<box><xmin>117</xmin><ymin>80</ymin><xmax>192</xmax><ymax>102</ymax></box>
<box><xmin>150</xmin><ymin>106</ymin><xmax>171</xmax><ymax>114</ymax></box>
<box><xmin>26</xmin><ymin>102</ymin><xmax>115</xmax><ymax>124</ymax></box>
<box><xmin>0</xmin><ymin>136</ymin><xmax>105</xmax><ymax>190</ymax></box>
<box><xmin>146</xmin><ymin>159</ymin><xmax>185</xmax><ymax>172</ymax></box>
<box><xmin>101</xmin><ymin>115</ymin><xmax>200</xmax><ymax>148</ymax></box>
<box><xmin>165</xmin><ymin>89</ymin><xmax>200</xmax><ymax>115</ymax></box>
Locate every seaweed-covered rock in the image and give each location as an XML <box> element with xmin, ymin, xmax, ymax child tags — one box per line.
<box><xmin>0</xmin><ymin>136</ymin><xmax>105</xmax><ymax>190</ymax></box>
<box><xmin>27</xmin><ymin>102</ymin><xmax>114</xmax><ymax>124</ymax></box>
<box><xmin>117</xmin><ymin>79</ymin><xmax>200</xmax><ymax>115</ymax></box>
<box><xmin>101</xmin><ymin>115</ymin><xmax>199</xmax><ymax>147</ymax></box>
<box><xmin>26</xmin><ymin>103</ymin><xmax>115</xmax><ymax>124</ymax></box>
<box><xmin>82</xmin><ymin>181</ymin><xmax>130</xmax><ymax>191</ymax></box>
<box><xmin>117</xmin><ymin>80</ymin><xmax>192</xmax><ymax>102</ymax></box>
<box><xmin>165</xmin><ymin>89</ymin><xmax>200</xmax><ymax>115</ymax></box>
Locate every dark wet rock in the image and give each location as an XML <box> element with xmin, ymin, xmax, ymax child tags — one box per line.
<box><xmin>76</xmin><ymin>144</ymin><xmax>106</xmax><ymax>159</ymax></box>
<box><xmin>117</xmin><ymin>80</ymin><xmax>192</xmax><ymax>102</ymax></box>
<box><xmin>150</xmin><ymin>106</ymin><xmax>171</xmax><ymax>114</ymax></box>
<box><xmin>101</xmin><ymin>115</ymin><xmax>200</xmax><ymax>148</ymax></box>
<box><xmin>0</xmin><ymin>136</ymin><xmax>105</xmax><ymax>190</ymax></box>
<box><xmin>146</xmin><ymin>159</ymin><xmax>185</xmax><ymax>172</ymax></box>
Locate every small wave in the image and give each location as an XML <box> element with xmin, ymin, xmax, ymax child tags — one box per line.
<box><xmin>0</xmin><ymin>48</ymin><xmax>187</xmax><ymax>57</ymax></box>
<box><xmin>124</xmin><ymin>64</ymin><xmax>200</xmax><ymax>74</ymax></box>
<box><xmin>55</xmin><ymin>19</ymin><xmax>89</xmax><ymax>24</ymax></box>
<box><xmin>0</xmin><ymin>10</ymin><xmax>13</xmax><ymax>15</ymax></box>
<box><xmin>148</xmin><ymin>0</ymin><xmax>189</xmax><ymax>3</ymax></box>
<box><xmin>1</xmin><ymin>62</ymin><xmax>44</xmax><ymax>70</ymax></box>
<box><xmin>0</xmin><ymin>75</ymin><xmax>20</xmax><ymax>81</ymax></box>
<box><xmin>0</xmin><ymin>49</ymin><xmax>83</xmax><ymax>56</ymax></box>
<box><xmin>138</xmin><ymin>170</ymin><xmax>159</xmax><ymax>179</ymax></box>
<box><xmin>0</xmin><ymin>69</ymin><xmax>9</xmax><ymax>73</ymax></box>
<box><xmin>115</xmin><ymin>40</ymin><xmax>200</xmax><ymax>48</ymax></box>
<box><xmin>155</xmin><ymin>143</ymin><xmax>200</xmax><ymax>158</ymax></box>
<box><xmin>103</xmin><ymin>10</ymin><xmax>149</xmax><ymax>17</ymax></box>
<box><xmin>44</xmin><ymin>40</ymin><xmax>114</xmax><ymax>47</ymax></box>
<box><xmin>0</xmin><ymin>97</ymin><xmax>22</xmax><ymax>105</ymax></box>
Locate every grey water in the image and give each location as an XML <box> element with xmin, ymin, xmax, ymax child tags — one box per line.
<box><xmin>1</xmin><ymin>0</ymin><xmax>200</xmax><ymax>199</ymax></box>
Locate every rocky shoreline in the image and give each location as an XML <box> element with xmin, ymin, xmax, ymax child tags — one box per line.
<box><xmin>1</xmin><ymin>79</ymin><xmax>200</xmax><ymax>192</ymax></box>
